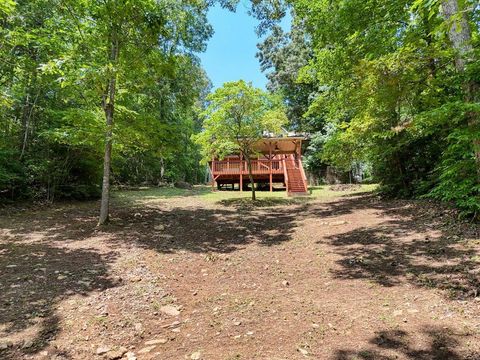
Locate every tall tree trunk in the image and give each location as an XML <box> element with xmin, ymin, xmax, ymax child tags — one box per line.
<box><xmin>442</xmin><ymin>0</ymin><xmax>480</xmax><ymax>175</ymax></box>
<box><xmin>20</xmin><ymin>92</ymin><xmax>39</xmax><ymax>159</ymax></box>
<box><xmin>20</xmin><ymin>92</ymin><xmax>31</xmax><ymax>159</ymax></box>
<box><xmin>98</xmin><ymin>33</ymin><xmax>119</xmax><ymax>226</ymax></box>
<box><xmin>441</xmin><ymin>0</ymin><xmax>473</xmax><ymax>71</ymax></box>
<box><xmin>20</xmin><ymin>50</ymin><xmax>39</xmax><ymax>160</ymax></box>
<box><xmin>245</xmin><ymin>155</ymin><xmax>256</xmax><ymax>201</ymax></box>
<box><xmin>160</xmin><ymin>157</ymin><xmax>165</xmax><ymax>181</ymax></box>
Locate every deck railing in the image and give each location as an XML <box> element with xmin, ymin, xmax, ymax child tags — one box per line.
<box><xmin>211</xmin><ymin>159</ymin><xmax>284</xmax><ymax>175</ymax></box>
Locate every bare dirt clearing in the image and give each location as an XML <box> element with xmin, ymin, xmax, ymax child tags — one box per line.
<box><xmin>1</xmin><ymin>187</ymin><xmax>479</xmax><ymax>360</ymax></box>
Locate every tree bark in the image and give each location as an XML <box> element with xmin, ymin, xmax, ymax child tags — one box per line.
<box><xmin>441</xmin><ymin>0</ymin><xmax>473</xmax><ymax>72</ymax></box>
<box><xmin>98</xmin><ymin>33</ymin><xmax>119</xmax><ymax>226</ymax></box>
<box><xmin>245</xmin><ymin>155</ymin><xmax>256</xmax><ymax>201</ymax></box>
<box><xmin>441</xmin><ymin>0</ymin><xmax>480</xmax><ymax>175</ymax></box>
<box><xmin>20</xmin><ymin>92</ymin><xmax>31</xmax><ymax>159</ymax></box>
<box><xmin>20</xmin><ymin>92</ymin><xmax>39</xmax><ymax>159</ymax></box>
<box><xmin>160</xmin><ymin>157</ymin><xmax>165</xmax><ymax>181</ymax></box>
<box><xmin>20</xmin><ymin>49</ymin><xmax>39</xmax><ymax>160</ymax></box>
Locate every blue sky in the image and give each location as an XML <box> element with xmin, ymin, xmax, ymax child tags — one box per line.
<box><xmin>199</xmin><ymin>4</ymin><xmax>289</xmax><ymax>90</ymax></box>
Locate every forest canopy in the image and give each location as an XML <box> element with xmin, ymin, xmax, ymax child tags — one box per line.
<box><xmin>256</xmin><ymin>0</ymin><xmax>480</xmax><ymax>217</ymax></box>
<box><xmin>0</xmin><ymin>0</ymin><xmax>211</xmax><ymax>207</ymax></box>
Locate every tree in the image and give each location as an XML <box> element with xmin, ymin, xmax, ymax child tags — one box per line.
<box><xmin>251</xmin><ymin>0</ymin><xmax>478</xmax><ymax>216</ymax></box>
<box><xmin>0</xmin><ymin>0</ymin><xmax>213</xmax><ymax>209</ymax></box>
<box><xmin>441</xmin><ymin>0</ymin><xmax>480</xmax><ymax>176</ymax></box>
<box><xmin>257</xmin><ymin>21</ymin><xmax>317</xmax><ymax>130</ymax></box>
<box><xmin>0</xmin><ymin>0</ymin><xmax>103</xmax><ymax>201</ymax></box>
<box><xmin>194</xmin><ymin>80</ymin><xmax>287</xmax><ymax>200</ymax></box>
<box><xmin>57</xmin><ymin>0</ymin><xmax>213</xmax><ymax>225</ymax></box>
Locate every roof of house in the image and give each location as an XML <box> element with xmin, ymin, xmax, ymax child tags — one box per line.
<box><xmin>262</xmin><ymin>128</ymin><xmax>309</xmax><ymax>140</ymax></box>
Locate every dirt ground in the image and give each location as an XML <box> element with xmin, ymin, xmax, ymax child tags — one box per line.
<box><xmin>1</xmin><ymin>187</ymin><xmax>479</xmax><ymax>360</ymax></box>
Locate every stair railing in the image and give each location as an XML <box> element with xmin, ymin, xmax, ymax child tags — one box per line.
<box><xmin>298</xmin><ymin>158</ymin><xmax>308</xmax><ymax>191</ymax></box>
<box><xmin>282</xmin><ymin>157</ymin><xmax>289</xmax><ymax>193</ymax></box>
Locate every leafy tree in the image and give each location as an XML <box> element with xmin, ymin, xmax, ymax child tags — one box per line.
<box><xmin>0</xmin><ymin>0</ymin><xmax>15</xmax><ymax>15</ymax></box>
<box><xmin>253</xmin><ymin>0</ymin><xmax>479</xmax><ymax>216</ymax></box>
<box><xmin>0</xmin><ymin>0</ymin><xmax>103</xmax><ymax>201</ymax></box>
<box><xmin>0</xmin><ymin>0</ymin><xmax>213</xmax><ymax>211</ymax></box>
<box><xmin>440</xmin><ymin>0</ymin><xmax>479</xmax><ymax>175</ymax></box>
<box><xmin>56</xmin><ymin>0</ymin><xmax>212</xmax><ymax>225</ymax></box>
<box><xmin>257</xmin><ymin>21</ymin><xmax>317</xmax><ymax>130</ymax></box>
<box><xmin>194</xmin><ymin>80</ymin><xmax>287</xmax><ymax>200</ymax></box>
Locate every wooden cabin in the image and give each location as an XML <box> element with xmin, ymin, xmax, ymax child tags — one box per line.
<box><xmin>208</xmin><ymin>136</ymin><xmax>308</xmax><ymax>195</ymax></box>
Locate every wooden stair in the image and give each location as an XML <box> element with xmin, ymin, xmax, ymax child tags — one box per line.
<box><xmin>285</xmin><ymin>155</ymin><xmax>308</xmax><ymax>195</ymax></box>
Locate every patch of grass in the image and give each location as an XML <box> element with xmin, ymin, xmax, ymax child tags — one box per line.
<box><xmin>113</xmin><ymin>185</ymin><xmax>211</xmax><ymax>204</ymax></box>
<box><xmin>151</xmin><ymin>300</ymin><xmax>161</xmax><ymax>311</ymax></box>
<box><xmin>206</xmin><ymin>184</ymin><xmax>377</xmax><ymax>203</ymax></box>
<box><xmin>358</xmin><ymin>350</ymin><xmax>375</xmax><ymax>359</ymax></box>
<box><xmin>310</xmin><ymin>184</ymin><xmax>378</xmax><ymax>199</ymax></box>
<box><xmin>110</xmin><ymin>183</ymin><xmax>378</xmax><ymax>217</ymax></box>
<box><xmin>378</xmin><ymin>313</ymin><xmax>399</xmax><ymax>327</ymax></box>
<box><xmin>89</xmin><ymin>315</ymin><xmax>108</xmax><ymax>327</ymax></box>
<box><xmin>200</xmin><ymin>189</ymin><xmax>290</xmax><ymax>202</ymax></box>
<box><xmin>113</xmin><ymin>183</ymin><xmax>378</xmax><ymax>207</ymax></box>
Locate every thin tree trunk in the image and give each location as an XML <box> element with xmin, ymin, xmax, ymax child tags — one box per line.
<box><xmin>19</xmin><ymin>39</ymin><xmax>39</xmax><ymax>160</ymax></box>
<box><xmin>160</xmin><ymin>157</ymin><xmax>165</xmax><ymax>181</ymax></box>
<box><xmin>20</xmin><ymin>92</ymin><xmax>39</xmax><ymax>159</ymax></box>
<box><xmin>98</xmin><ymin>90</ymin><xmax>114</xmax><ymax>225</ymax></box>
<box><xmin>245</xmin><ymin>155</ymin><xmax>256</xmax><ymax>201</ymax></box>
<box><xmin>20</xmin><ymin>93</ymin><xmax>30</xmax><ymax>159</ymax></box>
<box><xmin>98</xmin><ymin>33</ymin><xmax>119</xmax><ymax>226</ymax></box>
<box><xmin>442</xmin><ymin>0</ymin><xmax>480</xmax><ymax>176</ymax></box>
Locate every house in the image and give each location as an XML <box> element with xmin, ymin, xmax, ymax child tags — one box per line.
<box><xmin>208</xmin><ymin>134</ymin><xmax>308</xmax><ymax>195</ymax></box>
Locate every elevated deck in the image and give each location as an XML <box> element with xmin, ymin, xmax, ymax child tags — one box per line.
<box><xmin>211</xmin><ymin>159</ymin><xmax>284</xmax><ymax>175</ymax></box>
<box><xmin>209</xmin><ymin>155</ymin><xmax>308</xmax><ymax>195</ymax></box>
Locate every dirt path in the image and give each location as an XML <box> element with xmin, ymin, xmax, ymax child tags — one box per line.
<box><xmin>1</xmin><ymin>190</ymin><xmax>479</xmax><ymax>359</ymax></box>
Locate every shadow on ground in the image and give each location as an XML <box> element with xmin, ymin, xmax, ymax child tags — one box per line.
<box><xmin>0</xmin><ymin>241</ymin><xmax>119</xmax><ymax>359</ymax></box>
<box><xmin>308</xmin><ymin>194</ymin><xmax>480</xmax><ymax>299</ymax></box>
<box><xmin>334</xmin><ymin>326</ymin><xmax>479</xmax><ymax>360</ymax></box>
<box><xmin>105</xmin><ymin>202</ymin><xmax>305</xmax><ymax>253</ymax></box>
<box><xmin>219</xmin><ymin>196</ymin><xmax>311</xmax><ymax>209</ymax></box>
<box><xmin>1</xmin><ymin>191</ymin><xmax>478</xmax><ymax>358</ymax></box>
<box><xmin>0</xmin><ymin>196</ymin><xmax>304</xmax><ymax>357</ymax></box>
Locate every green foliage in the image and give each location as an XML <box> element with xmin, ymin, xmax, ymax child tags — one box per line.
<box><xmin>0</xmin><ymin>149</ymin><xmax>25</xmax><ymax>198</ymax></box>
<box><xmin>0</xmin><ymin>0</ymin><xmax>15</xmax><ymax>16</ymax></box>
<box><xmin>257</xmin><ymin>21</ymin><xmax>317</xmax><ymax>130</ymax></box>
<box><xmin>255</xmin><ymin>0</ymin><xmax>479</xmax><ymax>217</ymax></box>
<box><xmin>0</xmin><ymin>0</ymin><xmax>213</xmax><ymax>202</ymax></box>
<box><xmin>428</xmin><ymin>127</ymin><xmax>480</xmax><ymax>218</ymax></box>
<box><xmin>194</xmin><ymin>80</ymin><xmax>288</xmax><ymax>200</ymax></box>
<box><xmin>194</xmin><ymin>80</ymin><xmax>288</xmax><ymax>162</ymax></box>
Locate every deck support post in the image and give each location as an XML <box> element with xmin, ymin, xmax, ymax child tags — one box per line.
<box><xmin>239</xmin><ymin>152</ymin><xmax>243</xmax><ymax>192</ymax></box>
<box><xmin>269</xmin><ymin>142</ymin><xmax>273</xmax><ymax>192</ymax></box>
<box><xmin>211</xmin><ymin>156</ymin><xmax>216</xmax><ymax>191</ymax></box>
